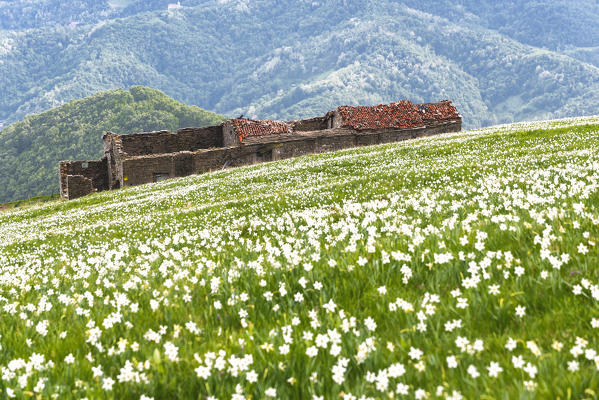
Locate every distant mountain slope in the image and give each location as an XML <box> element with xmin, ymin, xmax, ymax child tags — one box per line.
<box><xmin>1</xmin><ymin>0</ymin><xmax>599</xmax><ymax>129</ymax></box>
<box><xmin>0</xmin><ymin>86</ymin><xmax>225</xmax><ymax>203</ymax></box>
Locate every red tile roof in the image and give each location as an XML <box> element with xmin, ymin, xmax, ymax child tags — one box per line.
<box><xmin>417</xmin><ymin>101</ymin><xmax>460</xmax><ymax>121</ymax></box>
<box><xmin>336</xmin><ymin>100</ymin><xmax>424</xmax><ymax>130</ymax></box>
<box><xmin>231</xmin><ymin>119</ymin><xmax>291</xmax><ymax>142</ymax></box>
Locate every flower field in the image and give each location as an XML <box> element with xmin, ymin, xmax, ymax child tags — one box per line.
<box><xmin>1</xmin><ymin>116</ymin><xmax>599</xmax><ymax>399</ymax></box>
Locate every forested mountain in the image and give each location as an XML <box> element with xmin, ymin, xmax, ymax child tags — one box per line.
<box><xmin>0</xmin><ymin>86</ymin><xmax>224</xmax><ymax>203</ymax></box>
<box><xmin>1</xmin><ymin>0</ymin><xmax>599</xmax><ymax>131</ymax></box>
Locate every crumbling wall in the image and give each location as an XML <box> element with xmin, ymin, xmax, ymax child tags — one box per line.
<box><xmin>104</xmin><ymin>133</ymin><xmax>125</xmax><ymax>190</ymax></box>
<box><xmin>174</xmin><ymin>126</ymin><xmax>223</xmax><ymax>150</ymax></box>
<box><xmin>291</xmin><ymin>116</ymin><xmax>329</xmax><ymax>132</ymax></box>
<box><xmin>221</xmin><ymin>121</ymin><xmax>239</xmax><ymax>147</ymax></box>
<box><xmin>65</xmin><ymin>175</ymin><xmax>95</xmax><ymax>200</ymax></box>
<box><xmin>379</xmin><ymin>128</ymin><xmax>421</xmax><ymax>143</ymax></box>
<box><xmin>192</xmin><ymin>146</ymin><xmax>260</xmax><ymax>174</ymax></box>
<box><xmin>121</xmin><ymin>154</ymin><xmax>174</xmax><ymax>187</ymax></box>
<box><xmin>59</xmin><ymin>158</ymin><xmax>108</xmax><ymax>199</ymax></box>
<box><xmin>174</xmin><ymin>151</ymin><xmax>194</xmax><ymax>177</ymax></box>
<box><xmin>420</xmin><ymin>120</ymin><xmax>462</xmax><ymax>136</ymax></box>
<box><xmin>275</xmin><ymin>139</ymin><xmax>317</xmax><ymax>160</ymax></box>
<box><xmin>60</xmin><ymin>106</ymin><xmax>463</xmax><ymax>200</ymax></box>
<box><xmin>119</xmin><ymin>130</ymin><xmax>172</xmax><ymax>156</ymax></box>
<box><xmin>118</xmin><ymin>126</ymin><xmax>224</xmax><ymax>157</ymax></box>
<box><xmin>315</xmin><ymin>135</ymin><xmax>356</xmax><ymax>153</ymax></box>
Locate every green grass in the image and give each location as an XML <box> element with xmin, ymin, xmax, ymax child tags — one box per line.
<box><xmin>0</xmin><ymin>193</ymin><xmax>59</xmax><ymax>211</ymax></box>
<box><xmin>0</xmin><ymin>116</ymin><xmax>598</xmax><ymax>399</ymax></box>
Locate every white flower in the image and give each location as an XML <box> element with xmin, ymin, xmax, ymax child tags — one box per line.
<box><xmin>488</xmin><ymin>284</ymin><xmax>500</xmax><ymax>295</ymax></box>
<box><xmin>164</xmin><ymin>342</ymin><xmax>179</xmax><ymax>362</ymax></box>
<box><xmin>467</xmin><ymin>365</ymin><xmax>479</xmax><ymax>378</ymax></box>
<box><xmin>279</xmin><ymin>344</ymin><xmax>290</xmax><ymax>355</ymax></box>
<box><xmin>409</xmin><ymin>347</ymin><xmax>423</xmax><ymax>360</ymax></box>
<box><xmin>456</xmin><ymin>298</ymin><xmax>468</xmax><ymax>309</ymax></box>
<box><xmin>512</xmin><ymin>355</ymin><xmax>525</xmax><ymax>369</ymax></box>
<box><xmin>306</xmin><ymin>346</ymin><xmax>318</xmax><ymax>357</ymax></box>
<box><xmin>415</xmin><ymin>388</ymin><xmax>427</xmax><ymax>399</ymax></box>
<box><xmin>102</xmin><ymin>377</ymin><xmax>115</xmax><ymax>391</ymax></box>
<box><xmin>185</xmin><ymin>321</ymin><xmax>199</xmax><ymax>334</ymax></box>
<box><xmin>92</xmin><ymin>365</ymin><xmax>103</xmax><ymax>378</ymax></box>
<box><xmin>396</xmin><ymin>383</ymin><xmax>409</xmax><ymax>395</ymax></box>
<box><xmin>315</xmin><ymin>334</ymin><xmax>329</xmax><ymax>348</ymax></box>
<box><xmin>64</xmin><ymin>354</ymin><xmax>75</xmax><ymax>364</ymax></box>
<box><xmin>364</xmin><ymin>317</ymin><xmax>377</xmax><ymax>331</ymax></box>
<box><xmin>487</xmin><ymin>361</ymin><xmax>502</xmax><ymax>377</ymax></box>
<box><xmin>552</xmin><ymin>341</ymin><xmax>563</xmax><ymax>351</ymax></box>
<box><xmin>323</xmin><ymin>299</ymin><xmax>336</xmax><ymax>313</ymax></box>
<box><xmin>524</xmin><ymin>380</ymin><xmax>537</xmax><ymax>391</ymax></box>
<box><xmin>195</xmin><ymin>366</ymin><xmax>211</xmax><ymax>379</ymax></box>
<box><xmin>387</xmin><ymin>363</ymin><xmax>405</xmax><ymax>378</ymax></box>
<box><xmin>377</xmin><ymin>286</ymin><xmax>387</xmax><ymax>295</ymax></box>
<box><xmin>446</xmin><ymin>355</ymin><xmax>458</xmax><ymax>368</ymax></box>
<box><xmin>35</xmin><ymin>320</ymin><xmax>49</xmax><ymax>336</ymax></box>
<box><xmin>524</xmin><ymin>362</ymin><xmax>537</xmax><ymax>378</ymax></box>
<box><xmin>331</xmin><ymin>358</ymin><xmax>349</xmax><ymax>385</ymax></box>
<box><xmin>150</xmin><ymin>299</ymin><xmax>160</xmax><ymax>311</ymax></box>
<box><xmin>265</xmin><ymin>387</ymin><xmax>277</xmax><ymax>397</ymax></box>
<box><xmin>567</xmin><ymin>360</ymin><xmax>579</xmax><ymax>372</ymax></box>
<box><xmin>505</xmin><ymin>337</ymin><xmax>517</xmax><ymax>351</ymax></box>
<box><xmin>515</xmin><ymin>305</ymin><xmax>526</xmax><ymax>317</ymax></box>
<box><xmin>246</xmin><ymin>370</ymin><xmax>258</xmax><ymax>383</ymax></box>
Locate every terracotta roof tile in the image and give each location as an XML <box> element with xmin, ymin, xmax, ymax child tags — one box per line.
<box><xmin>336</xmin><ymin>100</ymin><xmax>424</xmax><ymax>130</ymax></box>
<box><xmin>231</xmin><ymin>119</ymin><xmax>290</xmax><ymax>142</ymax></box>
<box><xmin>417</xmin><ymin>101</ymin><xmax>460</xmax><ymax>121</ymax></box>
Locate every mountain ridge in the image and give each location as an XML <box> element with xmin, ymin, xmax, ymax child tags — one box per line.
<box><xmin>1</xmin><ymin>0</ymin><xmax>599</xmax><ymax>129</ymax></box>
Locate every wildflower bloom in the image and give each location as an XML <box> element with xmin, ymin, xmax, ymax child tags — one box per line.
<box><xmin>0</xmin><ymin>116</ymin><xmax>598</xmax><ymax>398</ymax></box>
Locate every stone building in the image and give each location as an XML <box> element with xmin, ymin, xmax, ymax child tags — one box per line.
<box><xmin>59</xmin><ymin>100</ymin><xmax>461</xmax><ymax>200</ymax></box>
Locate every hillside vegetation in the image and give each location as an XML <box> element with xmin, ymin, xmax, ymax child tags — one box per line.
<box><xmin>1</xmin><ymin>0</ymin><xmax>599</xmax><ymax>129</ymax></box>
<box><xmin>0</xmin><ymin>86</ymin><xmax>225</xmax><ymax>203</ymax></box>
<box><xmin>0</xmin><ymin>117</ymin><xmax>598</xmax><ymax>398</ymax></box>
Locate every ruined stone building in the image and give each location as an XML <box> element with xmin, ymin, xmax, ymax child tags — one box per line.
<box><xmin>59</xmin><ymin>100</ymin><xmax>461</xmax><ymax>200</ymax></box>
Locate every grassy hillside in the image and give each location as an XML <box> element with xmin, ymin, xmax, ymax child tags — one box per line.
<box><xmin>0</xmin><ymin>117</ymin><xmax>598</xmax><ymax>398</ymax></box>
<box><xmin>0</xmin><ymin>86</ymin><xmax>225</xmax><ymax>203</ymax></box>
<box><xmin>1</xmin><ymin>0</ymin><xmax>599</xmax><ymax>130</ymax></box>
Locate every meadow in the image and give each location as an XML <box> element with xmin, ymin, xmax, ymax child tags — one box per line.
<box><xmin>0</xmin><ymin>116</ymin><xmax>598</xmax><ymax>399</ymax></box>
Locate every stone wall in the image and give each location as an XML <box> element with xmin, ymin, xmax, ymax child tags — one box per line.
<box><xmin>420</xmin><ymin>119</ymin><xmax>462</xmax><ymax>136</ymax></box>
<box><xmin>291</xmin><ymin>116</ymin><xmax>329</xmax><ymax>132</ymax></box>
<box><xmin>192</xmin><ymin>146</ymin><xmax>259</xmax><ymax>174</ymax></box>
<box><xmin>59</xmin><ymin>158</ymin><xmax>108</xmax><ymax>199</ymax></box>
<box><xmin>192</xmin><ymin>126</ymin><xmax>429</xmax><ymax>175</ymax></box>
<box><xmin>65</xmin><ymin>175</ymin><xmax>95</xmax><ymax>200</ymax></box>
<box><xmin>221</xmin><ymin>121</ymin><xmax>241</xmax><ymax>147</ymax></box>
<box><xmin>275</xmin><ymin>139</ymin><xmax>316</xmax><ymax>160</ymax></box>
<box><xmin>103</xmin><ymin>133</ymin><xmax>125</xmax><ymax>190</ymax></box>
<box><xmin>121</xmin><ymin>154</ymin><xmax>174</xmax><ymax>187</ymax></box>
<box><xmin>118</xmin><ymin>126</ymin><xmax>224</xmax><ymax>157</ymax></box>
